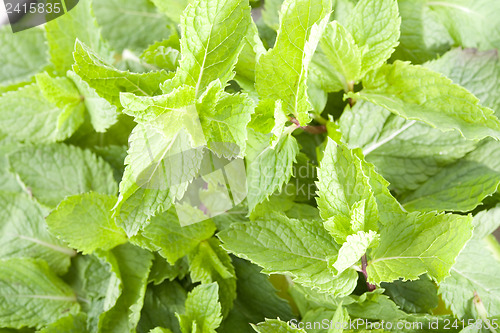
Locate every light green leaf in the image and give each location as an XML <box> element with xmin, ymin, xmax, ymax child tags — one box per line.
<box><xmin>149</xmin><ymin>328</ymin><xmax>174</xmax><ymax>333</ymax></box>
<box><xmin>329</xmin><ymin>304</ymin><xmax>349</xmax><ymax>333</ymax></box>
<box><xmin>0</xmin><ymin>83</ymin><xmax>83</xmax><ymax>143</ymax></box>
<box><xmin>439</xmin><ymin>238</ymin><xmax>500</xmax><ymax>320</ymax></box>
<box><xmin>320</xmin><ymin>21</ymin><xmax>362</xmax><ymax>91</ymax></box>
<box><xmin>332</xmin><ymin>230</ymin><xmax>380</xmax><ymax>275</ymax></box>
<box><xmin>37</xmin><ymin>313</ymin><xmax>88</xmax><ymax>333</ymax></box>
<box><xmin>402</xmin><ymin>140</ymin><xmax>500</xmax><ymax>212</ymax></box>
<box><xmin>92</xmin><ymin>0</ymin><xmax>173</xmax><ymax>52</ymax></box>
<box><xmin>35</xmin><ymin>73</ymin><xmax>83</xmax><ymax>110</ymax></box>
<box><xmin>0</xmin><ymin>258</ymin><xmax>79</xmax><ymax>329</ymax></box>
<box><xmin>0</xmin><ymin>27</ymin><xmax>48</xmax><ymax>86</ymax></box>
<box><xmin>340</xmin><ymin>101</ymin><xmax>477</xmax><ymax>193</ymax></box>
<box><xmin>345</xmin><ymin>0</ymin><xmax>400</xmax><ymax>75</ymax></box>
<box><xmin>148</xmin><ymin>253</ymin><xmax>188</xmax><ymax>285</ymax></box>
<box><xmin>261</xmin><ymin>0</ymin><xmax>283</xmax><ymax>30</ymax></box>
<box><xmin>425</xmin><ymin>48</ymin><xmax>500</xmax><ymax>118</ymax></box>
<box><xmin>98</xmin><ymin>244</ymin><xmax>154</xmax><ymax>333</ymax></box>
<box><xmin>45</xmin><ymin>0</ymin><xmax>112</xmax><ymax>74</ymax></box>
<box><xmin>367</xmin><ymin>211</ymin><xmax>473</xmax><ymax>285</ymax></box>
<box><xmin>255</xmin><ymin>0</ymin><xmax>331</xmax><ymax>125</ymax></box>
<box><xmin>46</xmin><ymin>193</ymin><xmax>127</xmax><ymax>254</ymax></box>
<box><xmin>317</xmin><ymin>138</ymin><xmax>379</xmax><ymax>242</ymax></box>
<box><xmin>252</xmin><ymin>319</ymin><xmax>306</xmax><ymax>333</ymax></box>
<box><xmin>427</xmin><ymin>0</ymin><xmax>500</xmax><ymax>51</ymax></box>
<box><xmin>67</xmin><ymin>71</ymin><xmax>119</xmax><ymax>133</ymax></box>
<box><xmin>351</xmin><ymin>61</ymin><xmax>500</xmax><ymax>141</ymax></box>
<box><xmin>0</xmin><ymin>193</ymin><xmax>74</xmax><ymax>275</ymax></box>
<box><xmin>219</xmin><ymin>213</ymin><xmax>358</xmax><ymax>296</ymax></box>
<box><xmin>9</xmin><ymin>144</ymin><xmax>117</xmax><ymax>207</ymax></box>
<box><xmin>140</xmin><ymin>36</ymin><xmax>181</xmax><ymax>72</ymax></box>
<box><xmin>73</xmin><ymin>40</ymin><xmax>170</xmax><ymax>108</ymax></box>
<box><xmin>150</xmin><ymin>0</ymin><xmax>189</xmax><ymax>24</ymax></box>
<box><xmin>472</xmin><ymin>205</ymin><xmax>500</xmax><ymax>240</ymax></box>
<box><xmin>391</xmin><ymin>0</ymin><xmax>452</xmax><ymax>64</ymax></box>
<box><xmin>136</xmin><ymin>208</ymin><xmax>216</xmax><ymax>265</ymax></box>
<box><xmin>163</xmin><ymin>0</ymin><xmax>251</xmax><ymax>96</ymax></box>
<box><xmin>177</xmin><ymin>283</ymin><xmax>222</xmax><ymax>333</ymax></box>
<box><xmin>245</xmin><ymin>131</ymin><xmax>299</xmax><ymax>212</ymax></box>
<box><xmin>189</xmin><ymin>238</ymin><xmax>237</xmax><ymax>317</ymax></box>
<box><xmin>115</xmin><ymin>125</ymin><xmax>203</xmax><ymax>236</ymax></box>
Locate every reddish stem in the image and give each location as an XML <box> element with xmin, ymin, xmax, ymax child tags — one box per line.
<box><xmin>361</xmin><ymin>254</ymin><xmax>376</xmax><ymax>291</ymax></box>
<box><xmin>290</xmin><ymin>118</ymin><xmax>327</xmax><ymax>134</ymax></box>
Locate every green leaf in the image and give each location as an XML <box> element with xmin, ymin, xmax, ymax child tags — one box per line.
<box><xmin>219</xmin><ymin>213</ymin><xmax>358</xmax><ymax>296</ymax></box>
<box><xmin>0</xmin><ymin>27</ymin><xmax>48</xmax><ymax>86</ymax></box>
<box><xmin>148</xmin><ymin>253</ymin><xmax>188</xmax><ymax>285</ymax></box>
<box><xmin>316</xmin><ymin>138</ymin><xmax>379</xmax><ymax>242</ymax></box>
<box><xmin>137</xmin><ymin>280</ymin><xmax>187</xmax><ymax>333</ymax></box>
<box><xmin>98</xmin><ymin>244</ymin><xmax>154</xmax><ymax>333</ymax></box>
<box><xmin>367</xmin><ymin>211</ymin><xmax>473</xmax><ymax>285</ymax></box>
<box><xmin>37</xmin><ymin>313</ymin><xmax>88</xmax><ymax>333</ymax></box>
<box><xmin>46</xmin><ymin>193</ymin><xmax>127</xmax><ymax>254</ymax></box>
<box><xmin>115</xmin><ymin>125</ymin><xmax>204</xmax><ymax>236</ymax></box>
<box><xmin>252</xmin><ymin>319</ymin><xmax>306</xmax><ymax>333</ymax></box>
<box><xmin>245</xmin><ymin>131</ymin><xmax>299</xmax><ymax>212</ymax></box>
<box><xmin>140</xmin><ymin>36</ymin><xmax>181</xmax><ymax>72</ymax></box>
<box><xmin>382</xmin><ymin>275</ymin><xmax>439</xmax><ymax>314</ymax></box>
<box><xmin>472</xmin><ymin>205</ymin><xmax>500</xmax><ymax>240</ymax></box>
<box><xmin>150</xmin><ymin>0</ymin><xmax>189</xmax><ymax>24</ymax></box>
<box><xmin>0</xmin><ymin>193</ymin><xmax>74</xmax><ymax>275</ymax></box>
<box><xmin>177</xmin><ymin>283</ymin><xmax>222</xmax><ymax>333</ymax></box>
<box><xmin>135</xmin><ymin>208</ymin><xmax>216</xmax><ymax>265</ymax></box>
<box><xmin>92</xmin><ymin>0</ymin><xmax>174</xmax><ymax>52</ymax></box>
<box><xmin>67</xmin><ymin>71</ymin><xmax>119</xmax><ymax>133</ymax></box>
<box><xmin>9</xmin><ymin>144</ymin><xmax>117</xmax><ymax>207</ymax></box>
<box><xmin>332</xmin><ymin>230</ymin><xmax>380</xmax><ymax>275</ymax></box>
<box><xmin>350</xmin><ymin>61</ymin><xmax>500</xmax><ymax>141</ymax></box>
<box><xmin>319</xmin><ymin>21</ymin><xmax>362</xmax><ymax>91</ymax></box>
<box><xmin>62</xmin><ymin>254</ymin><xmax>121</xmax><ymax>331</ymax></box>
<box><xmin>163</xmin><ymin>0</ymin><xmax>252</xmax><ymax>96</ymax></box>
<box><xmin>439</xmin><ymin>238</ymin><xmax>500</xmax><ymax>319</ymax></box>
<box><xmin>255</xmin><ymin>0</ymin><xmax>331</xmax><ymax>125</ymax></box>
<box><xmin>45</xmin><ymin>0</ymin><xmax>112</xmax><ymax>74</ymax></box>
<box><xmin>425</xmin><ymin>48</ymin><xmax>500</xmax><ymax>118</ymax></box>
<box><xmin>73</xmin><ymin>40</ymin><xmax>170</xmax><ymax>109</ymax></box>
<box><xmin>261</xmin><ymin>0</ymin><xmax>283</xmax><ymax>30</ymax></box>
<box><xmin>0</xmin><ymin>84</ymin><xmax>83</xmax><ymax>143</ymax></box>
<box><xmin>391</xmin><ymin>0</ymin><xmax>452</xmax><ymax>64</ymax></box>
<box><xmin>427</xmin><ymin>0</ymin><xmax>500</xmax><ymax>51</ymax></box>
<box><xmin>188</xmin><ymin>238</ymin><xmax>237</xmax><ymax>317</ymax></box>
<box><xmin>0</xmin><ymin>258</ymin><xmax>79</xmax><ymax>329</ymax></box>
<box><xmin>339</xmin><ymin>101</ymin><xmax>477</xmax><ymax>193</ymax></box>
<box><xmin>345</xmin><ymin>0</ymin><xmax>401</xmax><ymax>75</ymax></box>
<box><xmin>402</xmin><ymin>140</ymin><xmax>500</xmax><ymax>212</ymax></box>
<box><xmin>219</xmin><ymin>258</ymin><xmax>294</xmax><ymax>333</ymax></box>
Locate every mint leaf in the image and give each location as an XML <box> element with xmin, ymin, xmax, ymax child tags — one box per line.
<box><xmin>345</xmin><ymin>0</ymin><xmax>401</xmax><ymax>75</ymax></box>
<box><xmin>45</xmin><ymin>0</ymin><xmax>112</xmax><ymax>74</ymax></box>
<box><xmin>73</xmin><ymin>41</ymin><xmax>170</xmax><ymax>108</ymax></box>
<box><xmin>402</xmin><ymin>140</ymin><xmax>500</xmax><ymax>212</ymax></box>
<box><xmin>177</xmin><ymin>283</ymin><xmax>222</xmax><ymax>333</ymax></box>
<box><xmin>46</xmin><ymin>193</ymin><xmax>127</xmax><ymax>254</ymax></box>
<box><xmin>367</xmin><ymin>211</ymin><xmax>473</xmax><ymax>285</ymax></box>
<box><xmin>9</xmin><ymin>144</ymin><xmax>117</xmax><ymax>207</ymax></box>
<box><xmin>350</xmin><ymin>61</ymin><xmax>500</xmax><ymax>141</ymax></box>
<box><xmin>252</xmin><ymin>319</ymin><xmax>306</xmax><ymax>333</ymax></box>
<box><xmin>382</xmin><ymin>275</ymin><xmax>439</xmax><ymax>314</ymax></box>
<box><xmin>320</xmin><ymin>21</ymin><xmax>362</xmax><ymax>91</ymax></box>
<box><xmin>245</xmin><ymin>131</ymin><xmax>299</xmax><ymax>212</ymax></box>
<box><xmin>0</xmin><ymin>193</ymin><xmax>74</xmax><ymax>275</ymax></box>
<box><xmin>0</xmin><ymin>258</ymin><xmax>79</xmax><ymax>329</ymax></box>
<box><xmin>333</xmin><ymin>230</ymin><xmax>380</xmax><ymax>275</ymax></box>
<box><xmin>135</xmin><ymin>209</ymin><xmax>216</xmax><ymax>265</ymax></box>
<box><xmin>92</xmin><ymin>0</ymin><xmax>173</xmax><ymax>52</ymax></box>
<box><xmin>472</xmin><ymin>205</ymin><xmax>500</xmax><ymax>240</ymax></box>
<box><xmin>0</xmin><ymin>84</ymin><xmax>83</xmax><ymax>143</ymax></box>
<box><xmin>150</xmin><ymin>0</ymin><xmax>188</xmax><ymax>24</ymax></box>
<box><xmin>219</xmin><ymin>213</ymin><xmax>358</xmax><ymax>296</ymax></box>
<box><xmin>0</xmin><ymin>27</ymin><xmax>48</xmax><ymax>86</ymax></box>
<box><xmin>37</xmin><ymin>313</ymin><xmax>88</xmax><ymax>333</ymax></box>
<box><xmin>255</xmin><ymin>0</ymin><xmax>331</xmax><ymax>125</ymax></box>
<box><xmin>140</xmin><ymin>36</ymin><xmax>181</xmax><ymax>72</ymax></box>
<box><xmin>163</xmin><ymin>0</ymin><xmax>252</xmax><ymax>96</ymax></box>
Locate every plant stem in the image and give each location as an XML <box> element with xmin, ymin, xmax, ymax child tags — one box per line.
<box><xmin>290</xmin><ymin>118</ymin><xmax>327</xmax><ymax>134</ymax></box>
<box><xmin>361</xmin><ymin>254</ymin><xmax>376</xmax><ymax>291</ymax></box>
